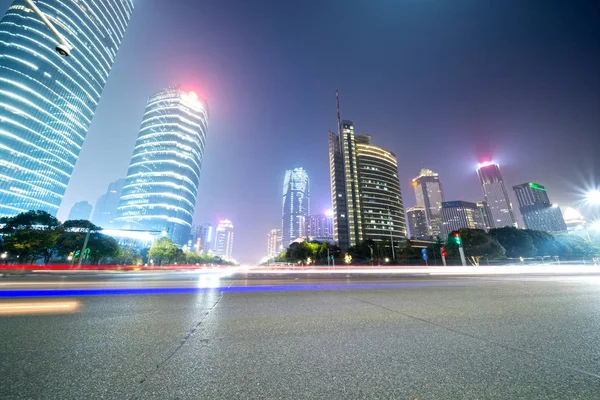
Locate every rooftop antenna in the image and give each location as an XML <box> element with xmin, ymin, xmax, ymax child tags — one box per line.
<box><xmin>336</xmin><ymin>89</ymin><xmax>341</xmax><ymax>136</ymax></box>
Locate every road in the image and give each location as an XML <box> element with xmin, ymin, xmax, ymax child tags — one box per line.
<box><xmin>1</xmin><ymin>270</ymin><xmax>600</xmax><ymax>399</ymax></box>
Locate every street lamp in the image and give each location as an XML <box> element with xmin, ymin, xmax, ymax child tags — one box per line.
<box><xmin>1</xmin><ymin>252</ymin><xmax>7</xmax><ymax>260</ymax></box>
<box><xmin>24</xmin><ymin>0</ymin><xmax>72</xmax><ymax>56</ymax></box>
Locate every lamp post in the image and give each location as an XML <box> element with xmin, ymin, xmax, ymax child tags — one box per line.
<box><xmin>387</xmin><ymin>207</ymin><xmax>396</xmax><ymax>263</ymax></box>
<box><xmin>24</xmin><ymin>0</ymin><xmax>72</xmax><ymax>56</ymax></box>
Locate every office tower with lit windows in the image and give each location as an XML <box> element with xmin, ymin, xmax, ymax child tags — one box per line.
<box><xmin>114</xmin><ymin>86</ymin><xmax>209</xmax><ymax>245</ymax></box>
<box><xmin>476</xmin><ymin>201</ymin><xmax>493</xmax><ymax>231</ymax></box>
<box><xmin>442</xmin><ymin>201</ymin><xmax>486</xmax><ymax>235</ymax></box>
<box><xmin>214</xmin><ymin>219</ymin><xmax>234</xmax><ymax>260</ymax></box>
<box><xmin>267</xmin><ymin>228</ymin><xmax>282</xmax><ymax>258</ymax></box>
<box><xmin>513</xmin><ymin>182</ymin><xmax>567</xmax><ymax>232</ymax></box>
<box><xmin>0</xmin><ymin>0</ymin><xmax>134</xmax><ymax>217</ymax></box>
<box><xmin>92</xmin><ymin>178</ymin><xmax>125</xmax><ymax>228</ymax></box>
<box><xmin>305</xmin><ymin>214</ymin><xmax>334</xmax><ymax>240</ymax></box>
<box><xmin>282</xmin><ymin>168</ymin><xmax>310</xmax><ymax>246</ymax></box>
<box><xmin>412</xmin><ymin>169</ymin><xmax>445</xmax><ymax>237</ymax></box>
<box><xmin>355</xmin><ymin>135</ymin><xmax>406</xmax><ymax>243</ymax></box>
<box><xmin>68</xmin><ymin>200</ymin><xmax>92</xmax><ymax>221</ymax></box>
<box><xmin>476</xmin><ymin>162</ymin><xmax>516</xmax><ymax>228</ymax></box>
<box><xmin>406</xmin><ymin>206</ymin><xmax>428</xmax><ymax>239</ymax></box>
<box><xmin>329</xmin><ymin>121</ymin><xmax>363</xmax><ymax>250</ymax></box>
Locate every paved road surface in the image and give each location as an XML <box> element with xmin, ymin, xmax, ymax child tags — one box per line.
<box><xmin>1</xmin><ymin>271</ymin><xmax>600</xmax><ymax>399</ymax></box>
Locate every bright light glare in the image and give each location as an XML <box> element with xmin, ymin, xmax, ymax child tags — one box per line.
<box><xmin>325</xmin><ymin>209</ymin><xmax>333</xmax><ymax>217</ymax></box>
<box><xmin>586</xmin><ymin>190</ymin><xmax>600</xmax><ymax>205</ymax></box>
<box><xmin>477</xmin><ymin>161</ymin><xmax>495</xmax><ymax>169</ymax></box>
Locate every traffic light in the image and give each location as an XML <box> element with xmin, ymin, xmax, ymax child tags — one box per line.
<box><xmin>453</xmin><ymin>232</ymin><xmax>462</xmax><ymax>246</ymax></box>
<box><xmin>440</xmin><ymin>246</ymin><xmax>447</xmax><ymax>257</ymax></box>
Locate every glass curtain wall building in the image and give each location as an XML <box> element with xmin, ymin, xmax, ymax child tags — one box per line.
<box><xmin>476</xmin><ymin>162</ymin><xmax>516</xmax><ymax>228</ymax></box>
<box><xmin>214</xmin><ymin>219</ymin><xmax>234</xmax><ymax>260</ymax></box>
<box><xmin>114</xmin><ymin>86</ymin><xmax>209</xmax><ymax>245</ymax></box>
<box><xmin>0</xmin><ymin>0</ymin><xmax>134</xmax><ymax>217</ymax></box>
<box><xmin>281</xmin><ymin>167</ymin><xmax>310</xmax><ymax>246</ymax></box>
<box><xmin>412</xmin><ymin>169</ymin><xmax>445</xmax><ymax>238</ymax></box>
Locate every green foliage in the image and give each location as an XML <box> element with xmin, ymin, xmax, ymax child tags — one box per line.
<box><xmin>488</xmin><ymin>227</ymin><xmax>536</xmax><ymax>258</ymax></box>
<box><xmin>86</xmin><ymin>233</ymin><xmax>120</xmax><ymax>263</ymax></box>
<box><xmin>147</xmin><ymin>238</ymin><xmax>182</xmax><ymax>265</ymax></box>
<box><xmin>0</xmin><ymin>210</ymin><xmax>63</xmax><ymax>264</ymax></box>
<box><xmin>120</xmin><ymin>248</ymin><xmax>143</xmax><ymax>266</ymax></box>
<box><xmin>554</xmin><ymin>234</ymin><xmax>599</xmax><ymax>258</ymax></box>
<box><xmin>459</xmin><ymin>228</ymin><xmax>505</xmax><ymax>265</ymax></box>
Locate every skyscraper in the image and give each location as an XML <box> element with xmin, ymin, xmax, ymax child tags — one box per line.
<box><xmin>267</xmin><ymin>228</ymin><xmax>282</xmax><ymax>258</ymax></box>
<box><xmin>476</xmin><ymin>201</ymin><xmax>493</xmax><ymax>231</ymax></box>
<box><xmin>305</xmin><ymin>214</ymin><xmax>334</xmax><ymax>239</ymax></box>
<box><xmin>412</xmin><ymin>169</ymin><xmax>445</xmax><ymax>238</ymax></box>
<box><xmin>476</xmin><ymin>162</ymin><xmax>516</xmax><ymax>228</ymax></box>
<box><xmin>406</xmin><ymin>206</ymin><xmax>428</xmax><ymax>239</ymax></box>
<box><xmin>91</xmin><ymin>178</ymin><xmax>125</xmax><ymax>228</ymax></box>
<box><xmin>355</xmin><ymin>135</ymin><xmax>406</xmax><ymax>243</ymax></box>
<box><xmin>68</xmin><ymin>201</ymin><xmax>92</xmax><ymax>221</ymax></box>
<box><xmin>329</xmin><ymin>120</ymin><xmax>363</xmax><ymax>250</ymax></box>
<box><xmin>0</xmin><ymin>0</ymin><xmax>134</xmax><ymax>217</ymax></box>
<box><xmin>442</xmin><ymin>201</ymin><xmax>486</xmax><ymax>235</ymax></box>
<box><xmin>114</xmin><ymin>86</ymin><xmax>209</xmax><ymax>245</ymax></box>
<box><xmin>513</xmin><ymin>183</ymin><xmax>567</xmax><ymax>232</ymax></box>
<box><xmin>282</xmin><ymin>168</ymin><xmax>310</xmax><ymax>246</ymax></box>
<box><xmin>214</xmin><ymin>219</ymin><xmax>234</xmax><ymax>260</ymax></box>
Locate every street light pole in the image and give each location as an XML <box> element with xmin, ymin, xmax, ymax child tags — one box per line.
<box><xmin>77</xmin><ymin>226</ymin><xmax>91</xmax><ymax>268</ymax></box>
<box><xmin>24</xmin><ymin>0</ymin><xmax>72</xmax><ymax>56</ymax></box>
<box><xmin>388</xmin><ymin>207</ymin><xmax>395</xmax><ymax>263</ymax></box>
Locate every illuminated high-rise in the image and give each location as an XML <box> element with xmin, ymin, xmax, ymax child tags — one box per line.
<box><xmin>406</xmin><ymin>206</ymin><xmax>428</xmax><ymax>239</ymax></box>
<box><xmin>214</xmin><ymin>219</ymin><xmax>234</xmax><ymax>260</ymax></box>
<box><xmin>412</xmin><ymin>169</ymin><xmax>444</xmax><ymax>238</ymax></box>
<box><xmin>328</xmin><ymin>121</ymin><xmax>362</xmax><ymax>250</ymax></box>
<box><xmin>355</xmin><ymin>135</ymin><xmax>405</xmax><ymax>243</ymax></box>
<box><xmin>476</xmin><ymin>162</ymin><xmax>516</xmax><ymax>228</ymax></box>
<box><xmin>115</xmin><ymin>86</ymin><xmax>209</xmax><ymax>245</ymax></box>
<box><xmin>267</xmin><ymin>228</ymin><xmax>282</xmax><ymax>258</ymax></box>
<box><xmin>442</xmin><ymin>201</ymin><xmax>486</xmax><ymax>235</ymax></box>
<box><xmin>0</xmin><ymin>0</ymin><xmax>134</xmax><ymax>217</ymax></box>
<box><xmin>513</xmin><ymin>182</ymin><xmax>567</xmax><ymax>232</ymax></box>
<box><xmin>305</xmin><ymin>213</ymin><xmax>334</xmax><ymax>240</ymax></box>
<box><xmin>282</xmin><ymin>168</ymin><xmax>310</xmax><ymax>246</ymax></box>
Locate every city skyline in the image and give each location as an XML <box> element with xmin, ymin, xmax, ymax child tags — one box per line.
<box><xmin>0</xmin><ymin>1</ymin><xmax>597</xmax><ymax>263</ymax></box>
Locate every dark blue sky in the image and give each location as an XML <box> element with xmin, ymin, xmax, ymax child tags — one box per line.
<box><xmin>3</xmin><ymin>0</ymin><xmax>599</xmax><ymax>262</ymax></box>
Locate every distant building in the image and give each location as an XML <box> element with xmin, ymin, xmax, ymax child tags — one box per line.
<box><xmin>476</xmin><ymin>162</ymin><xmax>516</xmax><ymax>228</ymax></box>
<box><xmin>513</xmin><ymin>183</ymin><xmax>567</xmax><ymax>232</ymax></box>
<box><xmin>267</xmin><ymin>228</ymin><xmax>283</xmax><ymax>258</ymax></box>
<box><xmin>214</xmin><ymin>219</ymin><xmax>234</xmax><ymax>260</ymax></box>
<box><xmin>356</xmin><ymin>134</ymin><xmax>406</xmax><ymax>243</ymax></box>
<box><xmin>68</xmin><ymin>201</ymin><xmax>93</xmax><ymax>221</ymax></box>
<box><xmin>406</xmin><ymin>206</ymin><xmax>428</xmax><ymax>239</ymax></box>
<box><xmin>282</xmin><ymin>168</ymin><xmax>310</xmax><ymax>246</ymax></box>
<box><xmin>192</xmin><ymin>223</ymin><xmax>213</xmax><ymax>254</ymax></box>
<box><xmin>412</xmin><ymin>169</ymin><xmax>445</xmax><ymax>237</ymax></box>
<box><xmin>305</xmin><ymin>214</ymin><xmax>334</xmax><ymax>240</ymax></box>
<box><xmin>92</xmin><ymin>179</ymin><xmax>126</xmax><ymax>229</ymax></box>
<box><xmin>442</xmin><ymin>201</ymin><xmax>486</xmax><ymax>236</ymax></box>
<box><xmin>114</xmin><ymin>86</ymin><xmax>209</xmax><ymax>245</ymax></box>
<box><xmin>476</xmin><ymin>201</ymin><xmax>493</xmax><ymax>231</ymax></box>
<box><xmin>0</xmin><ymin>1</ymin><xmax>134</xmax><ymax>218</ymax></box>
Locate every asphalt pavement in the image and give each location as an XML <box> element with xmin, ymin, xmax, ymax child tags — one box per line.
<box><xmin>1</xmin><ymin>271</ymin><xmax>600</xmax><ymax>399</ymax></box>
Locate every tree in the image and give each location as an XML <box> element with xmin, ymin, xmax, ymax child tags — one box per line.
<box><xmin>86</xmin><ymin>233</ymin><xmax>120</xmax><ymax>264</ymax></box>
<box><xmin>459</xmin><ymin>228</ymin><xmax>505</xmax><ymax>266</ymax></box>
<box><xmin>489</xmin><ymin>227</ymin><xmax>536</xmax><ymax>258</ymax></box>
<box><xmin>554</xmin><ymin>234</ymin><xmax>599</xmax><ymax>259</ymax></box>
<box><xmin>148</xmin><ymin>238</ymin><xmax>181</xmax><ymax>265</ymax></box>
<box><xmin>525</xmin><ymin>230</ymin><xmax>562</xmax><ymax>257</ymax></box>
<box><xmin>54</xmin><ymin>220</ymin><xmax>104</xmax><ymax>263</ymax></box>
<box><xmin>0</xmin><ymin>210</ymin><xmax>63</xmax><ymax>264</ymax></box>
<box><xmin>120</xmin><ymin>248</ymin><xmax>143</xmax><ymax>266</ymax></box>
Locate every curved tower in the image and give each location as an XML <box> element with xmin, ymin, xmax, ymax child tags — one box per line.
<box><xmin>355</xmin><ymin>135</ymin><xmax>406</xmax><ymax>242</ymax></box>
<box><xmin>115</xmin><ymin>86</ymin><xmax>209</xmax><ymax>245</ymax></box>
<box><xmin>0</xmin><ymin>0</ymin><xmax>134</xmax><ymax>217</ymax></box>
<box><xmin>282</xmin><ymin>167</ymin><xmax>310</xmax><ymax>246</ymax></box>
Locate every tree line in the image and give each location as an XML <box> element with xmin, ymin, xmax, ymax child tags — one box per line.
<box><xmin>0</xmin><ymin>210</ymin><xmax>232</xmax><ymax>266</ymax></box>
<box><xmin>275</xmin><ymin>227</ymin><xmax>599</xmax><ymax>266</ymax></box>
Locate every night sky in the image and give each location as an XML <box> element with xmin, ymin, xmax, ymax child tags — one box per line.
<box><xmin>3</xmin><ymin>0</ymin><xmax>599</xmax><ymax>262</ymax></box>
